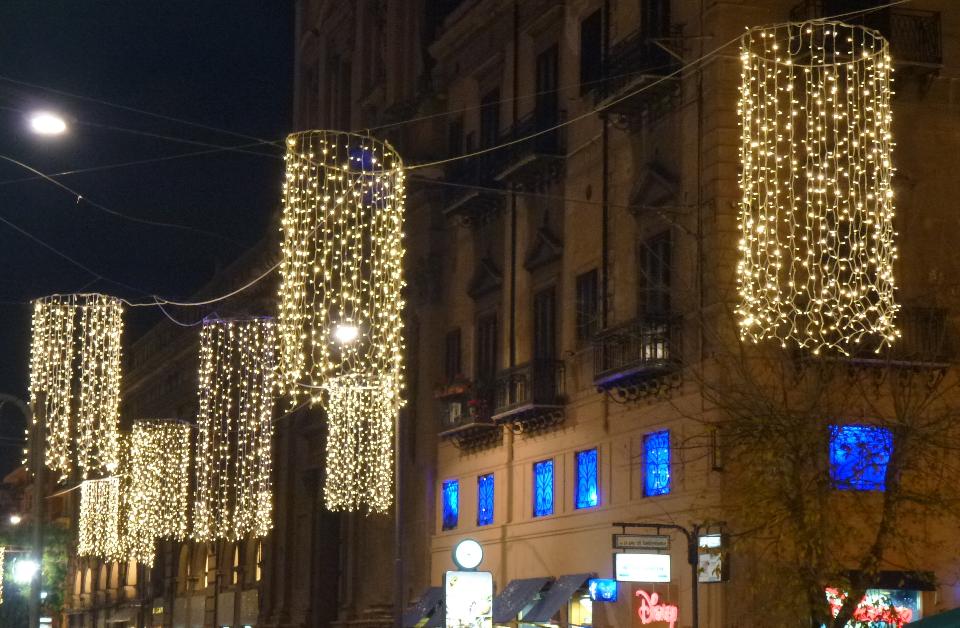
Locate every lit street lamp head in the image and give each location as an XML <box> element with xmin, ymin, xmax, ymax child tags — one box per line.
<box><xmin>333</xmin><ymin>323</ymin><xmax>360</xmax><ymax>345</ymax></box>
<box><xmin>13</xmin><ymin>558</ymin><xmax>39</xmax><ymax>585</ymax></box>
<box><xmin>28</xmin><ymin>111</ymin><xmax>68</xmax><ymax>136</ymax></box>
<box><xmin>9</xmin><ymin>513</ymin><xmax>22</xmax><ymax>525</ymax></box>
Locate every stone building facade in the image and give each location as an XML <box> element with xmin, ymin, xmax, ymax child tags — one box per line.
<box><xmin>64</xmin><ymin>0</ymin><xmax>960</xmax><ymax>626</ymax></box>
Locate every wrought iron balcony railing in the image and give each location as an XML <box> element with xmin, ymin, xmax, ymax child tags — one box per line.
<box><xmin>598</xmin><ymin>27</ymin><xmax>681</xmax><ymax>102</ymax></box>
<box><xmin>493</xmin><ymin>109</ymin><xmax>566</xmax><ymax>181</ymax></box>
<box><xmin>437</xmin><ymin>382</ymin><xmax>496</xmax><ymax>435</ymax></box>
<box><xmin>592</xmin><ymin>317</ymin><xmax>682</xmax><ymax>389</ymax></box>
<box><xmin>790</xmin><ymin>2</ymin><xmax>942</xmax><ymax>67</ymax></box>
<box><xmin>491</xmin><ymin>359</ymin><xmax>565</xmax><ymax>421</ymax></box>
<box><xmin>843</xmin><ymin>306</ymin><xmax>953</xmax><ymax>366</ymax></box>
<box><xmin>442</xmin><ymin>151</ymin><xmax>506</xmax><ymax>222</ymax></box>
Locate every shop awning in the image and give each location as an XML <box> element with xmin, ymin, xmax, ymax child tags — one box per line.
<box><xmin>907</xmin><ymin>608</ymin><xmax>960</xmax><ymax>627</ymax></box>
<box><xmin>492</xmin><ymin>577</ymin><xmax>553</xmax><ymax>624</ymax></box>
<box><xmin>401</xmin><ymin>587</ymin><xmax>444</xmax><ymax>627</ymax></box>
<box><xmin>523</xmin><ymin>573</ymin><xmax>594</xmax><ymax>623</ymax></box>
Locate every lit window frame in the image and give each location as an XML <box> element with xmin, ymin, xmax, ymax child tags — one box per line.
<box><xmin>442</xmin><ymin>479</ymin><xmax>460</xmax><ymax>530</ymax></box>
<box><xmin>533</xmin><ymin>459</ymin><xmax>555</xmax><ymax>517</ymax></box>
<box><xmin>643</xmin><ymin>430</ymin><xmax>671</xmax><ymax>497</ymax></box>
<box><xmin>574</xmin><ymin>448</ymin><xmax>599</xmax><ymax>509</ymax></box>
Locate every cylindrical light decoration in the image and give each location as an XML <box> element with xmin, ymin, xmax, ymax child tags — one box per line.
<box><xmin>78</xmin><ymin>476</ymin><xmax>120</xmax><ymax>558</ymax></box>
<box><xmin>125</xmin><ymin>420</ymin><xmax>191</xmax><ymax>566</ymax></box>
<box><xmin>278</xmin><ymin>131</ymin><xmax>405</xmax><ymax>513</ymax></box>
<box><xmin>0</xmin><ymin>546</ymin><xmax>5</xmax><ymax>605</ymax></box>
<box><xmin>28</xmin><ymin>294</ymin><xmax>123</xmax><ymax>480</ymax></box>
<box><xmin>737</xmin><ymin>22</ymin><xmax>898</xmax><ymax>354</ymax></box>
<box><xmin>193</xmin><ymin>318</ymin><xmax>277</xmax><ymax>542</ymax></box>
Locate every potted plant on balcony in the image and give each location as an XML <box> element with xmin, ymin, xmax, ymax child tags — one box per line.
<box><xmin>467</xmin><ymin>396</ymin><xmax>488</xmax><ymax>421</ymax></box>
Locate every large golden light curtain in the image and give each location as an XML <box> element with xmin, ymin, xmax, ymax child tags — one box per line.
<box><xmin>124</xmin><ymin>420</ymin><xmax>191</xmax><ymax>566</ymax></box>
<box><xmin>277</xmin><ymin>131</ymin><xmax>405</xmax><ymax>513</ymax></box>
<box><xmin>193</xmin><ymin>318</ymin><xmax>277</xmax><ymax>542</ymax></box>
<box><xmin>737</xmin><ymin>22</ymin><xmax>898</xmax><ymax>354</ymax></box>
<box><xmin>28</xmin><ymin>294</ymin><xmax>123</xmax><ymax>481</ymax></box>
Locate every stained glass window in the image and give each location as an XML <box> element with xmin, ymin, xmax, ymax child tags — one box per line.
<box><xmin>442</xmin><ymin>479</ymin><xmax>459</xmax><ymax>530</ymax></box>
<box><xmin>643</xmin><ymin>430</ymin><xmax>671</xmax><ymax>497</ymax></box>
<box><xmin>533</xmin><ymin>459</ymin><xmax>554</xmax><ymax>517</ymax></box>
<box><xmin>477</xmin><ymin>473</ymin><xmax>494</xmax><ymax>526</ymax></box>
<box><xmin>830</xmin><ymin>425</ymin><xmax>893</xmax><ymax>491</ymax></box>
<box><xmin>575</xmin><ymin>449</ymin><xmax>599</xmax><ymax>509</ymax></box>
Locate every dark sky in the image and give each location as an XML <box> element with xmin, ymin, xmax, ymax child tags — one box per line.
<box><xmin>0</xmin><ymin>1</ymin><xmax>294</xmax><ymax>473</ymax></box>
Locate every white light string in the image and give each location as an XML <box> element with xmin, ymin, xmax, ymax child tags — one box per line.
<box><xmin>737</xmin><ymin>21</ymin><xmax>898</xmax><ymax>354</ymax></box>
<box><xmin>28</xmin><ymin>293</ymin><xmax>123</xmax><ymax>482</ymax></box>
<box><xmin>193</xmin><ymin>318</ymin><xmax>277</xmax><ymax>542</ymax></box>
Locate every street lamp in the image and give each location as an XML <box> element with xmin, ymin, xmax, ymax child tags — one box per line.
<box><xmin>13</xmin><ymin>558</ymin><xmax>39</xmax><ymax>585</ymax></box>
<box><xmin>28</xmin><ymin>111</ymin><xmax>68</xmax><ymax>136</ymax></box>
<box><xmin>9</xmin><ymin>514</ymin><xmax>22</xmax><ymax>525</ymax></box>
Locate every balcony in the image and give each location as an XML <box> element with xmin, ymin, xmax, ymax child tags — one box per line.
<box><xmin>443</xmin><ymin>153</ymin><xmax>505</xmax><ymax>227</ymax></box>
<box><xmin>832</xmin><ymin>306</ymin><xmax>954</xmax><ymax>369</ymax></box>
<box><xmin>437</xmin><ymin>381</ymin><xmax>501</xmax><ymax>449</ymax></box>
<box><xmin>592</xmin><ymin>317</ymin><xmax>682</xmax><ymax>398</ymax></box>
<box><xmin>594</xmin><ymin>27</ymin><xmax>682</xmax><ymax>116</ymax></box>
<box><xmin>492</xmin><ymin>110</ymin><xmax>566</xmax><ymax>185</ymax></box>
<box><xmin>790</xmin><ymin>2</ymin><xmax>942</xmax><ymax>70</ymax></box>
<box><xmin>491</xmin><ymin>360</ymin><xmax>565</xmax><ymax>432</ymax></box>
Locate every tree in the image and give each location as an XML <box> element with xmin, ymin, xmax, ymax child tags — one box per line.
<box><xmin>0</xmin><ymin>521</ymin><xmax>70</xmax><ymax>624</ymax></box>
<box><xmin>689</xmin><ymin>310</ymin><xmax>960</xmax><ymax>626</ymax></box>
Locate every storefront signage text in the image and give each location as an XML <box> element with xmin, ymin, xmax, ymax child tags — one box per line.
<box><xmin>635</xmin><ymin>590</ymin><xmax>678</xmax><ymax>628</ymax></box>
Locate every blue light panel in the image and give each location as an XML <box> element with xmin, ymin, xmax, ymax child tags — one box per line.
<box><xmin>575</xmin><ymin>449</ymin><xmax>599</xmax><ymax>509</ymax></box>
<box><xmin>644</xmin><ymin>430</ymin><xmax>671</xmax><ymax>497</ymax></box>
<box><xmin>533</xmin><ymin>460</ymin><xmax>554</xmax><ymax>517</ymax></box>
<box><xmin>830</xmin><ymin>425</ymin><xmax>893</xmax><ymax>491</ymax></box>
<box><xmin>588</xmin><ymin>578</ymin><xmax>618</xmax><ymax>602</ymax></box>
<box><xmin>442</xmin><ymin>479</ymin><xmax>459</xmax><ymax>530</ymax></box>
<box><xmin>477</xmin><ymin>473</ymin><xmax>494</xmax><ymax>526</ymax></box>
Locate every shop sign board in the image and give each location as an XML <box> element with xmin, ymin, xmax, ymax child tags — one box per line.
<box><xmin>613</xmin><ymin>534</ymin><xmax>671</xmax><ymax>551</ymax></box>
<box><xmin>633</xmin><ymin>589</ymin><xmax>678</xmax><ymax>628</ymax></box>
<box><xmin>614</xmin><ymin>553</ymin><xmax>671</xmax><ymax>583</ymax></box>
<box><xmin>445</xmin><ymin>570</ymin><xmax>493</xmax><ymax>628</ymax></box>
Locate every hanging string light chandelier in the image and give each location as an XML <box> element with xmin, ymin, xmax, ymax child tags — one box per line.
<box><xmin>277</xmin><ymin>130</ymin><xmax>405</xmax><ymax>513</ymax></box>
<box><xmin>78</xmin><ymin>476</ymin><xmax>121</xmax><ymax>558</ymax></box>
<box><xmin>0</xmin><ymin>546</ymin><xmax>4</xmax><ymax>605</ymax></box>
<box><xmin>737</xmin><ymin>21</ymin><xmax>898</xmax><ymax>354</ymax></box>
<box><xmin>125</xmin><ymin>420</ymin><xmax>191</xmax><ymax>566</ymax></box>
<box><xmin>28</xmin><ymin>294</ymin><xmax>123</xmax><ymax>480</ymax></box>
<box><xmin>193</xmin><ymin>318</ymin><xmax>277</xmax><ymax>542</ymax></box>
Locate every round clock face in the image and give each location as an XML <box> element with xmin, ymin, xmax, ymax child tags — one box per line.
<box><xmin>453</xmin><ymin>539</ymin><xmax>483</xmax><ymax>570</ymax></box>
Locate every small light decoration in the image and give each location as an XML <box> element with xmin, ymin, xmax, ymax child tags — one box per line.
<box><xmin>193</xmin><ymin>318</ymin><xmax>277</xmax><ymax>542</ymax></box>
<box><xmin>125</xmin><ymin>420</ymin><xmax>191</xmax><ymax>566</ymax></box>
<box><xmin>28</xmin><ymin>294</ymin><xmax>123</xmax><ymax>480</ymax></box>
<box><xmin>277</xmin><ymin>130</ymin><xmax>405</xmax><ymax>513</ymax></box>
<box><xmin>0</xmin><ymin>546</ymin><xmax>5</xmax><ymax>605</ymax></box>
<box><xmin>737</xmin><ymin>22</ymin><xmax>898</xmax><ymax>354</ymax></box>
<box><xmin>78</xmin><ymin>476</ymin><xmax>120</xmax><ymax>558</ymax></box>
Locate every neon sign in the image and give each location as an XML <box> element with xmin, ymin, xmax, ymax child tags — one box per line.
<box><xmin>825</xmin><ymin>588</ymin><xmax>915</xmax><ymax>627</ymax></box>
<box><xmin>635</xmin><ymin>590</ymin><xmax>678</xmax><ymax>628</ymax></box>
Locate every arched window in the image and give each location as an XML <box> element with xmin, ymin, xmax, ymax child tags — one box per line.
<box><xmin>232</xmin><ymin>545</ymin><xmax>241</xmax><ymax>585</ymax></box>
<box><xmin>256</xmin><ymin>541</ymin><xmax>262</xmax><ymax>582</ymax></box>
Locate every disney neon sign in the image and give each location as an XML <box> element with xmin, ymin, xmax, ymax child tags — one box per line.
<box><xmin>635</xmin><ymin>589</ymin><xmax>678</xmax><ymax>628</ymax></box>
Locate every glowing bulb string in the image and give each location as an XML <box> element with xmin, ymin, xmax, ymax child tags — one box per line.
<box><xmin>0</xmin><ymin>0</ymin><xmax>912</xmax><ymax>316</ymax></box>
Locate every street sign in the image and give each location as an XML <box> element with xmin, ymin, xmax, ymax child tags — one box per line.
<box><xmin>613</xmin><ymin>533</ymin><xmax>671</xmax><ymax>551</ymax></box>
<box><xmin>614</xmin><ymin>553</ymin><xmax>671</xmax><ymax>583</ymax></box>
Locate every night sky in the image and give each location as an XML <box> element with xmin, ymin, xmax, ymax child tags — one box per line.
<box><xmin>0</xmin><ymin>1</ymin><xmax>294</xmax><ymax>474</ymax></box>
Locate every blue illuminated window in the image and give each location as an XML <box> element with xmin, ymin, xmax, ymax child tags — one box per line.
<box><xmin>442</xmin><ymin>479</ymin><xmax>459</xmax><ymax>530</ymax></box>
<box><xmin>643</xmin><ymin>430</ymin><xmax>671</xmax><ymax>497</ymax></box>
<box><xmin>575</xmin><ymin>449</ymin><xmax>599</xmax><ymax>509</ymax></box>
<box><xmin>477</xmin><ymin>473</ymin><xmax>494</xmax><ymax>526</ymax></box>
<box><xmin>830</xmin><ymin>425</ymin><xmax>893</xmax><ymax>491</ymax></box>
<box><xmin>533</xmin><ymin>459</ymin><xmax>554</xmax><ymax>517</ymax></box>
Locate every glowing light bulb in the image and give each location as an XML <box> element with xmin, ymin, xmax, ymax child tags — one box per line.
<box><xmin>8</xmin><ymin>514</ymin><xmax>21</xmax><ymax>525</ymax></box>
<box><xmin>333</xmin><ymin>323</ymin><xmax>359</xmax><ymax>344</ymax></box>
<box><xmin>28</xmin><ymin>112</ymin><xmax>67</xmax><ymax>136</ymax></box>
<box><xmin>13</xmin><ymin>559</ymin><xmax>38</xmax><ymax>585</ymax></box>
